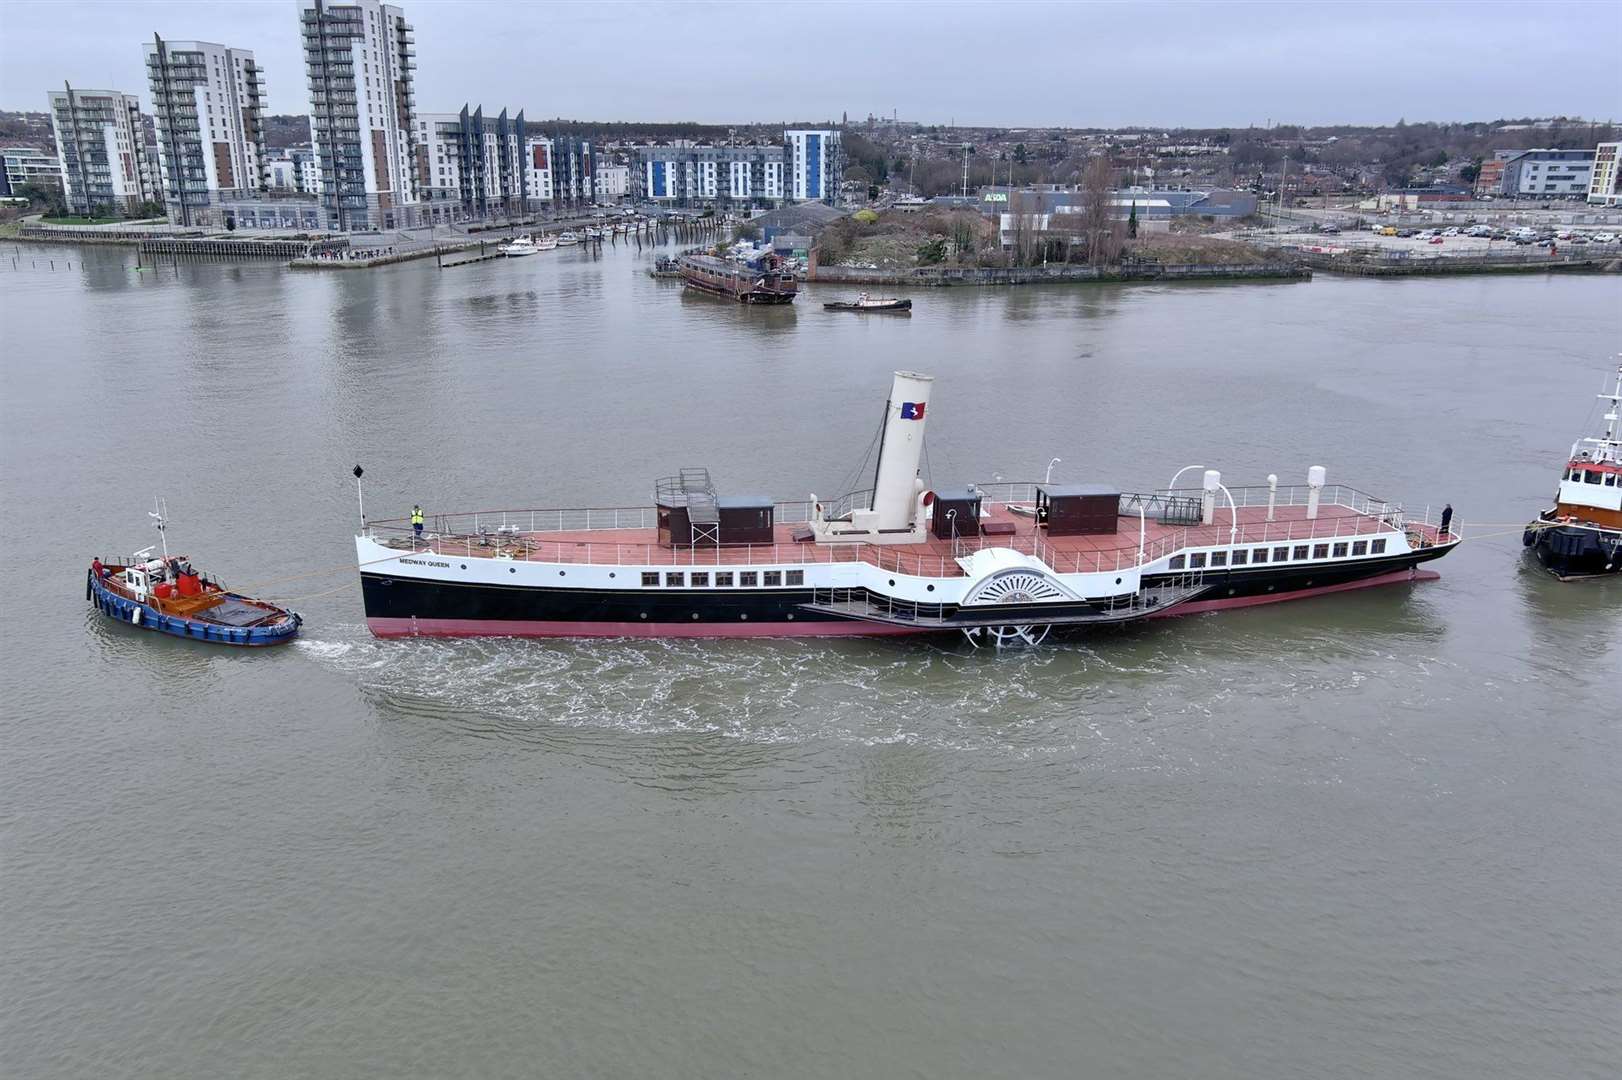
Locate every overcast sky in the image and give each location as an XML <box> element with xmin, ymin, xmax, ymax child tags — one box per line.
<box><xmin>2</xmin><ymin>0</ymin><xmax>1617</xmax><ymax>127</ymax></box>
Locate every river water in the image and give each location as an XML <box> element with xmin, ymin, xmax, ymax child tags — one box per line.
<box><xmin>2</xmin><ymin>239</ymin><xmax>1619</xmax><ymax>1078</ymax></box>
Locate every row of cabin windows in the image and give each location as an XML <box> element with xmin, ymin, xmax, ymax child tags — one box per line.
<box><xmin>1566</xmin><ymin>468</ymin><xmax>1618</xmax><ymax>486</ymax></box>
<box><xmin>640</xmin><ymin>569</ymin><xmax>805</xmax><ymax>588</ymax></box>
<box><xmin>1168</xmin><ymin>538</ymin><xmax>1386</xmax><ymax>571</ymax></box>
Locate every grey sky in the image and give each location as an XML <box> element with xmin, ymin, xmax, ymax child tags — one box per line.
<box><xmin>2</xmin><ymin>0</ymin><xmax>1618</xmax><ymax>126</ymax></box>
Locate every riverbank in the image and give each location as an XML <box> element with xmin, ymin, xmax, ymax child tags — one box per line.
<box><xmin>810</xmin><ymin>261</ymin><xmax>1309</xmax><ymax>286</ymax></box>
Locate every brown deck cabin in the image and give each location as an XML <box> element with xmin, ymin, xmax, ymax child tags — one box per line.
<box><xmin>677</xmin><ymin>253</ymin><xmax>798</xmax><ymax>304</ymax></box>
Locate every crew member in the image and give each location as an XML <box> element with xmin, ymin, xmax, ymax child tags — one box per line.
<box><xmin>412</xmin><ymin>504</ymin><xmax>425</xmax><ymax>539</ymax></box>
<box><xmin>1439</xmin><ymin>503</ymin><xmax>1453</xmax><ymax>540</ymax></box>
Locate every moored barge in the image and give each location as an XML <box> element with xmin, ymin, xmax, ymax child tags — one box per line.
<box><xmin>355</xmin><ymin>372</ymin><xmax>1460</xmax><ymax>645</ymax></box>
<box><xmin>678</xmin><ymin>252</ymin><xmax>797</xmax><ymax>304</ymax></box>
<box><xmin>1524</xmin><ymin>364</ymin><xmax>1622</xmax><ymax>579</ymax></box>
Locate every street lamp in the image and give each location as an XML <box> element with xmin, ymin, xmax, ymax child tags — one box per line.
<box><xmin>1166</xmin><ymin>463</ymin><xmax>1206</xmax><ymax>494</ymax></box>
<box><xmin>1044</xmin><ymin>458</ymin><xmax>1061</xmax><ymax>484</ymax></box>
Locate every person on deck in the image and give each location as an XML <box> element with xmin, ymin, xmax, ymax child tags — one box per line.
<box><xmin>412</xmin><ymin>505</ymin><xmax>425</xmax><ymax>539</ymax></box>
<box><xmin>1439</xmin><ymin>503</ymin><xmax>1453</xmax><ymax>540</ymax></box>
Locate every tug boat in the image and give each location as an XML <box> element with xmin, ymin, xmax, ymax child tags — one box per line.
<box><xmin>1524</xmin><ymin>364</ymin><xmax>1622</xmax><ymax>579</ymax></box>
<box><xmin>825</xmin><ymin>293</ymin><xmax>912</xmax><ymax>313</ymax></box>
<box><xmin>354</xmin><ymin>372</ymin><xmax>1460</xmax><ymax>644</ymax></box>
<box><xmin>88</xmin><ymin>501</ymin><xmax>300</xmax><ymax>646</ymax></box>
<box><xmin>677</xmin><ymin>252</ymin><xmax>797</xmax><ymax>304</ymax></box>
<box><xmin>498</xmin><ymin>236</ymin><xmax>539</xmax><ymax>257</ymax></box>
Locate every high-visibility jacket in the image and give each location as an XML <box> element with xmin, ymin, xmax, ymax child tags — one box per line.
<box><xmin>411</xmin><ymin>508</ymin><xmax>424</xmax><ymax>525</ymax></box>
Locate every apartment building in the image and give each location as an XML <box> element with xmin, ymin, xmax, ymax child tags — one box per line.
<box><xmin>46</xmin><ymin>85</ymin><xmax>156</xmax><ymax>215</ymax></box>
<box><xmin>144</xmin><ymin>35</ymin><xmax>269</xmax><ymax>226</ymax></box>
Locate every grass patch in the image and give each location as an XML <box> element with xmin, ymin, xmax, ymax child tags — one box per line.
<box><xmin>42</xmin><ymin>215</ymin><xmax>123</xmax><ymax>225</ymax></box>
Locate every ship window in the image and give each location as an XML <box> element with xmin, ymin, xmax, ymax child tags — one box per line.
<box><xmin>1587</xmin><ymin>470</ymin><xmax>1603</xmax><ymax>484</ymax></box>
<box><xmin>763</xmin><ymin>571</ymin><xmax>782</xmax><ymax>586</ymax></box>
<box><xmin>1313</xmin><ymin>544</ymin><xmax>1330</xmax><ymax>559</ymax></box>
<box><xmin>1332</xmin><ymin>543</ymin><xmax>1349</xmax><ymax>557</ymax></box>
<box><xmin>739</xmin><ymin>571</ymin><xmax>758</xmax><ymax>586</ymax></box>
<box><xmin>1252</xmin><ymin>548</ymin><xmax>1268</xmax><ymax>563</ymax></box>
<box><xmin>1568</xmin><ymin>468</ymin><xmax>1580</xmax><ymax>480</ymax></box>
<box><xmin>1371</xmin><ymin>539</ymin><xmax>1387</xmax><ymax>554</ymax></box>
<box><xmin>715</xmin><ymin>572</ymin><xmax>734</xmax><ymax>587</ymax></box>
<box><xmin>1189</xmin><ymin>552</ymin><xmax>1206</xmax><ymax>569</ymax></box>
<box><xmin>1274</xmin><ymin>546</ymin><xmax>1291</xmax><ymax>562</ymax></box>
<box><xmin>1293</xmin><ymin>545</ymin><xmax>1310</xmax><ymax>561</ymax></box>
<box><xmin>1230</xmin><ymin>549</ymin><xmax>1248</xmax><ymax>566</ymax></box>
<box><xmin>1210</xmin><ymin>551</ymin><xmax>1227</xmax><ymax>567</ymax></box>
<box><xmin>785</xmin><ymin>570</ymin><xmax>805</xmax><ymax>586</ymax></box>
<box><xmin>1606</xmin><ymin>475</ymin><xmax>1617</xmax><ymax>486</ymax></box>
<box><xmin>690</xmin><ymin>572</ymin><xmax>709</xmax><ymax>587</ymax></box>
<box><xmin>1169</xmin><ymin>555</ymin><xmax>1185</xmax><ymax>570</ymax></box>
<box><xmin>1352</xmin><ymin>541</ymin><xmax>1368</xmax><ymax>556</ymax></box>
<box><xmin>665</xmin><ymin>572</ymin><xmax>684</xmax><ymax>587</ymax></box>
<box><xmin>641</xmin><ymin>572</ymin><xmax>659</xmax><ymax>586</ymax></box>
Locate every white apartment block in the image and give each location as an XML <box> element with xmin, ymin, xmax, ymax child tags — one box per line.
<box><xmin>300</xmin><ymin>0</ymin><xmax>420</xmax><ymax>230</ymax></box>
<box><xmin>638</xmin><ymin>145</ymin><xmax>784</xmax><ymax>207</ymax></box>
<box><xmin>524</xmin><ymin>136</ymin><xmax>554</xmax><ymax>205</ymax></box>
<box><xmin>415</xmin><ymin>105</ymin><xmax>527</xmax><ymax>223</ymax></box>
<box><xmin>784</xmin><ymin>129</ymin><xmax>842</xmax><ymax>204</ymax></box>
<box><xmin>46</xmin><ymin>86</ymin><xmax>155</xmax><ymax>215</ymax></box>
<box><xmin>594</xmin><ymin>163</ymin><xmax>629</xmax><ymax>200</ymax></box>
<box><xmin>145</xmin><ymin>36</ymin><xmax>268</xmax><ymax>226</ymax></box>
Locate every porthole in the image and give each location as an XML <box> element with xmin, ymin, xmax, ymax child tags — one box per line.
<box><xmin>1266</xmin><ymin>585</ymin><xmax>1275</xmax><ymax>592</ymax></box>
<box><xmin>639</xmin><ymin>612</ymin><xmax>647</xmax><ymax>619</ymax></box>
<box><xmin>558</xmin><ymin>570</ymin><xmax>565</xmax><ymax>577</ymax></box>
<box><xmin>740</xmin><ymin>613</ymin><xmax>748</xmax><ymax>620</ymax></box>
<box><xmin>691</xmin><ymin>613</ymin><xmax>699</xmax><ymax>619</ymax></box>
<box><xmin>460</xmin><ymin>563</ymin><xmax>467</xmax><ymax>569</ymax></box>
<box><xmin>1228</xmin><ymin>588</ymin><xmax>1236</xmax><ymax>596</ymax></box>
<box><xmin>889</xmin><ymin>579</ymin><xmax>896</xmax><ymax>586</ymax></box>
<box><xmin>787</xmin><ymin>613</ymin><xmax>795</xmax><ymax>620</ymax></box>
<box><xmin>609</xmin><ymin>572</ymin><xmax>616</xmax><ymax>579</ymax></box>
<box><xmin>926</xmin><ymin>584</ymin><xmax>935</xmax><ymax>592</ymax></box>
<box><xmin>1115</xmin><ymin>577</ymin><xmax>1122</xmax><ymax>585</ymax></box>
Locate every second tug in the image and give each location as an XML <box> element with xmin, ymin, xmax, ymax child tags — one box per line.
<box><xmin>356</xmin><ymin>372</ymin><xmax>1461</xmax><ymax>645</ymax></box>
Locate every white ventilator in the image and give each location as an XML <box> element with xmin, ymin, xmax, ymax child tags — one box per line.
<box><xmin>872</xmin><ymin>371</ymin><xmax>934</xmax><ymax>530</ymax></box>
<box><xmin>1266</xmin><ymin>474</ymin><xmax>1279</xmax><ymax>522</ymax></box>
<box><xmin>1202</xmin><ymin>470</ymin><xmax>1221</xmax><ymax>526</ymax></box>
<box><xmin>1306</xmin><ymin>465</ymin><xmax>1327</xmax><ymax>520</ymax></box>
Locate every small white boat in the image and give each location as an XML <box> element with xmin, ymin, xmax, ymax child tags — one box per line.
<box><xmin>498</xmin><ymin>236</ymin><xmax>539</xmax><ymax>257</ymax></box>
<box><xmin>584</xmin><ymin>227</ymin><xmax>602</xmax><ymax>240</ymax></box>
<box><xmin>557</xmin><ymin>231</ymin><xmax>580</xmax><ymax>246</ymax></box>
<box><xmin>536</xmin><ymin>234</ymin><xmax>559</xmax><ymax>251</ymax></box>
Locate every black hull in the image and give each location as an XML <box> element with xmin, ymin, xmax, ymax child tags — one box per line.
<box><xmin>360</xmin><ymin>546</ymin><xmax>1451</xmax><ymax>637</ymax></box>
<box><xmin>1524</xmin><ymin>522</ymin><xmax>1622</xmax><ymax>579</ymax></box>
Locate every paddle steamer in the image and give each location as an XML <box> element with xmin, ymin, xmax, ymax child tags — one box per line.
<box><xmin>356</xmin><ymin>372</ymin><xmax>1460</xmax><ymax>644</ymax></box>
<box><xmin>1524</xmin><ymin>364</ymin><xmax>1622</xmax><ymax>579</ymax></box>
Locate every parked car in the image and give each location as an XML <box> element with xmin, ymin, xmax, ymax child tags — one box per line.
<box><xmin>1429</xmin><ymin>237</ymin><xmax>1445</xmax><ymax>245</ymax></box>
<box><xmin>1592</xmin><ymin>232</ymin><xmax>1617</xmax><ymax>243</ymax></box>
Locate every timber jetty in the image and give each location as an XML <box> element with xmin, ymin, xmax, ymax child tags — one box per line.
<box><xmin>809</xmin><ymin>261</ymin><xmax>1309</xmax><ymax>287</ymax></box>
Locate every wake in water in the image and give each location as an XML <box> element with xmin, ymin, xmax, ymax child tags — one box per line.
<box><xmin>296</xmin><ymin>618</ymin><xmax>1456</xmax><ymax>757</ymax></box>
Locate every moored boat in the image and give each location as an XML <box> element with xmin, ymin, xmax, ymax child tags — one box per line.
<box><xmin>557</xmin><ymin>231</ymin><xmax>580</xmax><ymax>246</ymax></box>
<box><xmin>825</xmin><ymin>292</ymin><xmax>912</xmax><ymax>313</ymax></box>
<box><xmin>677</xmin><ymin>252</ymin><xmax>797</xmax><ymax>304</ymax></box>
<box><xmin>1524</xmin><ymin>363</ymin><xmax>1622</xmax><ymax>579</ymax></box>
<box><xmin>353</xmin><ymin>371</ymin><xmax>1460</xmax><ymax>645</ymax></box>
<box><xmin>498</xmin><ymin>236</ymin><xmax>539</xmax><ymax>257</ymax></box>
<box><xmin>89</xmin><ymin>501</ymin><xmax>300</xmax><ymax>646</ymax></box>
<box><xmin>535</xmin><ymin>234</ymin><xmax>559</xmax><ymax>251</ymax></box>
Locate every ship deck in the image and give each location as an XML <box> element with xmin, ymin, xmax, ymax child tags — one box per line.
<box><xmin>376</xmin><ymin>499</ymin><xmax>1453</xmax><ymax>578</ymax></box>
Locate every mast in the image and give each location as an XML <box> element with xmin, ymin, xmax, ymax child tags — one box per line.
<box><xmin>149</xmin><ymin>496</ymin><xmax>171</xmax><ymax>563</ymax></box>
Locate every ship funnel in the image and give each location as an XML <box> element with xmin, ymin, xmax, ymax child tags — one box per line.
<box><xmin>1266</xmin><ymin>473</ymin><xmax>1279</xmax><ymax>522</ymax></box>
<box><xmin>1306</xmin><ymin>465</ymin><xmax>1326</xmax><ymax>520</ymax></box>
<box><xmin>1201</xmin><ymin>469</ymin><xmax>1221</xmax><ymax>525</ymax></box>
<box><xmin>872</xmin><ymin>371</ymin><xmax>934</xmax><ymax>531</ymax></box>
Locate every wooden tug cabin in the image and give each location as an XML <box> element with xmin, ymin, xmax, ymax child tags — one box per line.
<box><xmin>1036</xmin><ymin>484</ymin><xmax>1121</xmax><ymax>536</ymax></box>
<box><xmin>656</xmin><ymin>469</ymin><xmax>774</xmax><ymax>548</ymax></box>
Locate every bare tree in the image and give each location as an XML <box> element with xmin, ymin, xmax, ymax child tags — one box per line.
<box><xmin>1080</xmin><ymin>156</ymin><xmax>1117</xmax><ymax>264</ymax></box>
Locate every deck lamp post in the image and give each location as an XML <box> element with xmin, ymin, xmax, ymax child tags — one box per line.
<box><xmin>1045</xmin><ymin>458</ymin><xmax>1061</xmax><ymax>485</ymax></box>
<box><xmin>1166</xmin><ymin>463</ymin><xmax>1205</xmax><ymax>494</ymax></box>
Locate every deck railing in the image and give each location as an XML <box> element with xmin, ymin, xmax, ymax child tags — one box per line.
<box><xmin>368</xmin><ymin>483</ymin><xmax>1458</xmax><ymax>578</ymax></box>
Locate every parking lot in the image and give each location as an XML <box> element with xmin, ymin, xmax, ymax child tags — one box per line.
<box><xmin>1256</xmin><ymin>227</ymin><xmax>1618</xmax><ymax>259</ymax></box>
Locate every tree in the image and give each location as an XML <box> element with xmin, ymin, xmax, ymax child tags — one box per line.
<box><xmin>1079</xmin><ymin>156</ymin><xmax>1119</xmax><ymax>264</ymax></box>
<box><xmin>1460</xmin><ymin>159</ymin><xmax>1482</xmax><ymax>184</ymax></box>
<box><xmin>1127</xmin><ymin>200</ymin><xmax>1138</xmax><ymax>239</ymax></box>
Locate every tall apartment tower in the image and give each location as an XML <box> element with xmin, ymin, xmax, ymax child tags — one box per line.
<box><xmin>299</xmin><ymin>0</ymin><xmax>419</xmax><ymax>230</ymax></box>
<box><xmin>46</xmin><ymin>85</ymin><xmax>155</xmax><ymax>216</ymax></box>
<box><xmin>145</xmin><ymin>35</ymin><xmax>268</xmax><ymax>226</ymax></box>
<box><xmin>785</xmin><ymin>129</ymin><xmax>843</xmax><ymax>205</ymax></box>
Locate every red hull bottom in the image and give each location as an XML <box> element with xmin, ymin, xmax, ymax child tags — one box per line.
<box><xmin>365</xmin><ymin>568</ymin><xmax>1440</xmax><ymax>640</ymax></box>
<box><xmin>1147</xmin><ymin>566</ymin><xmax>1440</xmax><ymax>619</ymax></box>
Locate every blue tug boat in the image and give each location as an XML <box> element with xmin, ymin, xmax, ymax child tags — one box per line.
<box><xmin>86</xmin><ymin>500</ymin><xmax>300</xmax><ymax>646</ymax></box>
